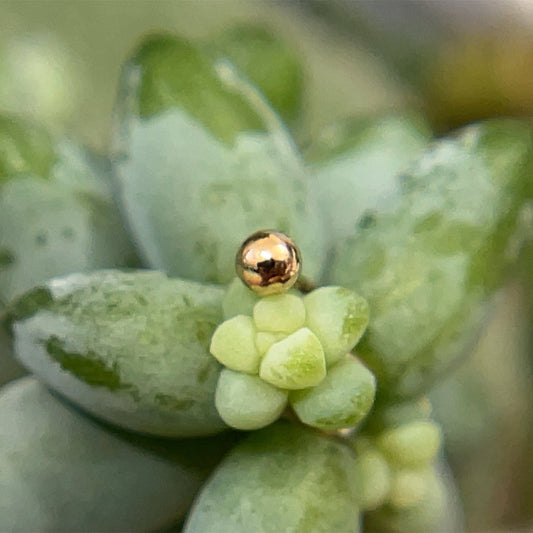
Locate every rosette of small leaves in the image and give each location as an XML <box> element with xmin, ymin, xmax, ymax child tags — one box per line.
<box><xmin>351</xmin><ymin>399</ymin><xmax>461</xmax><ymax>533</ymax></box>
<box><xmin>209</xmin><ymin>278</ymin><xmax>376</xmax><ymax>430</ymax></box>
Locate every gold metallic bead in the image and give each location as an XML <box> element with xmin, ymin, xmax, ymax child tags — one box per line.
<box><xmin>236</xmin><ymin>230</ymin><xmax>301</xmax><ymax>295</ymax></box>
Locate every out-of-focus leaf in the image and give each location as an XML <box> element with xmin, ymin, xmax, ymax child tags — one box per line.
<box><xmin>0</xmin><ymin>115</ymin><xmax>137</xmax><ymax>308</ymax></box>
<box><xmin>184</xmin><ymin>421</ymin><xmax>360</xmax><ymax>533</ymax></box>
<box><xmin>113</xmin><ymin>34</ymin><xmax>326</xmax><ymax>284</ymax></box>
<box><xmin>365</xmin><ymin>463</ymin><xmax>463</xmax><ymax>533</ymax></box>
<box><xmin>211</xmin><ymin>25</ymin><xmax>304</xmax><ymax>125</ymax></box>
<box><xmin>0</xmin><ymin>115</ymin><xmax>56</xmax><ymax>182</ymax></box>
<box><xmin>0</xmin><ymin>377</ymin><xmax>236</xmax><ymax>532</ymax></box>
<box><xmin>0</xmin><ymin>35</ymin><xmax>80</xmax><ymax>127</ymax></box>
<box><xmin>305</xmin><ymin>115</ymin><xmax>430</xmax><ymax>253</ymax></box>
<box><xmin>330</xmin><ymin>120</ymin><xmax>533</xmax><ymax>397</ymax></box>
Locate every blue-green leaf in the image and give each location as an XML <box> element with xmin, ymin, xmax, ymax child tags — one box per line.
<box><xmin>0</xmin><ymin>116</ymin><xmax>137</xmax><ymax>307</ymax></box>
<box><xmin>329</xmin><ymin>120</ymin><xmax>533</xmax><ymax>397</ymax></box>
<box><xmin>306</xmin><ymin>115</ymin><xmax>430</xmax><ymax>252</ymax></box>
<box><xmin>184</xmin><ymin>421</ymin><xmax>360</xmax><ymax>533</ymax></box>
<box><xmin>5</xmin><ymin>270</ymin><xmax>227</xmax><ymax>437</ymax></box>
<box><xmin>113</xmin><ymin>34</ymin><xmax>326</xmax><ymax>284</ymax></box>
<box><xmin>0</xmin><ymin>377</ymin><xmax>235</xmax><ymax>532</ymax></box>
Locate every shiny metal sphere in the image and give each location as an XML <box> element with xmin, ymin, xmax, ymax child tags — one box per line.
<box><xmin>236</xmin><ymin>230</ymin><xmax>301</xmax><ymax>295</ymax></box>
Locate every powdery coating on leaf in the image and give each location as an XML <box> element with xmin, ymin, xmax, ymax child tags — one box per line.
<box><xmin>330</xmin><ymin>120</ymin><xmax>533</xmax><ymax>396</ymax></box>
<box><xmin>290</xmin><ymin>355</ymin><xmax>376</xmax><ymax>430</ymax></box>
<box><xmin>259</xmin><ymin>327</ymin><xmax>326</xmax><ymax>390</ymax></box>
<box><xmin>184</xmin><ymin>422</ymin><xmax>360</xmax><ymax>533</ymax></box>
<box><xmin>0</xmin><ymin>178</ymin><xmax>101</xmax><ymax>303</ymax></box>
<box><xmin>114</xmin><ymin>34</ymin><xmax>326</xmax><ymax>285</ymax></box>
<box><xmin>306</xmin><ymin>114</ymin><xmax>430</xmax><ymax>248</ymax></box>
<box><xmin>210</xmin><ymin>314</ymin><xmax>261</xmax><ymax>374</ymax></box>
<box><xmin>304</xmin><ymin>286</ymin><xmax>369</xmax><ymax>366</ymax></box>
<box><xmin>0</xmin><ymin>378</ymin><xmax>207</xmax><ymax>532</ymax></box>
<box><xmin>215</xmin><ymin>369</ymin><xmax>287</xmax><ymax>430</ymax></box>
<box><xmin>115</xmin><ymin>109</ymin><xmax>325</xmax><ymax>284</ymax></box>
<box><xmin>253</xmin><ymin>293</ymin><xmax>306</xmax><ymax>333</ymax></box>
<box><xmin>222</xmin><ymin>277</ymin><xmax>258</xmax><ymax>319</ymax></box>
<box><xmin>10</xmin><ymin>270</ymin><xmax>227</xmax><ymax>437</ymax></box>
<box><xmin>0</xmin><ymin>132</ymin><xmax>136</xmax><ymax>304</ymax></box>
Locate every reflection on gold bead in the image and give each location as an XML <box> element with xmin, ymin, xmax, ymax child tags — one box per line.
<box><xmin>236</xmin><ymin>230</ymin><xmax>301</xmax><ymax>295</ymax></box>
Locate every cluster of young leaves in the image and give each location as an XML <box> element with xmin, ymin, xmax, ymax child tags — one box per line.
<box><xmin>0</xmin><ymin>24</ymin><xmax>532</xmax><ymax>533</ymax></box>
<box><xmin>353</xmin><ymin>399</ymin><xmax>453</xmax><ymax>533</ymax></box>
<box><xmin>212</xmin><ymin>279</ymin><xmax>374</xmax><ymax>431</ymax></box>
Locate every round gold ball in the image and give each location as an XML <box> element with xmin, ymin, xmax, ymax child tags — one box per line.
<box><xmin>236</xmin><ymin>230</ymin><xmax>301</xmax><ymax>296</ymax></box>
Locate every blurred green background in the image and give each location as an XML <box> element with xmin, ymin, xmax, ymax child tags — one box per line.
<box><xmin>1</xmin><ymin>1</ymin><xmax>532</xmax><ymax>532</ymax></box>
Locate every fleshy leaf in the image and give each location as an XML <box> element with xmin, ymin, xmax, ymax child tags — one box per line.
<box><xmin>255</xmin><ymin>331</ymin><xmax>285</xmax><ymax>354</ymax></box>
<box><xmin>0</xmin><ymin>116</ymin><xmax>136</xmax><ymax>308</ymax></box>
<box><xmin>355</xmin><ymin>447</ymin><xmax>391</xmax><ymax>511</ymax></box>
<box><xmin>222</xmin><ymin>277</ymin><xmax>258</xmax><ymax>319</ymax></box>
<box><xmin>184</xmin><ymin>422</ymin><xmax>360</xmax><ymax>533</ymax></box>
<box><xmin>259</xmin><ymin>327</ymin><xmax>326</xmax><ymax>390</ymax></box>
<box><xmin>365</xmin><ymin>463</ymin><xmax>462</xmax><ymax>533</ymax></box>
<box><xmin>210</xmin><ymin>314</ymin><xmax>261</xmax><ymax>374</ymax></box>
<box><xmin>290</xmin><ymin>355</ymin><xmax>376</xmax><ymax>431</ymax></box>
<box><xmin>5</xmin><ymin>270</ymin><xmax>227</xmax><ymax>437</ymax></box>
<box><xmin>0</xmin><ymin>377</ymin><xmax>236</xmax><ymax>532</ymax></box>
<box><xmin>215</xmin><ymin>368</ymin><xmax>287</xmax><ymax>430</ymax></box>
<box><xmin>113</xmin><ymin>34</ymin><xmax>325</xmax><ymax>284</ymax></box>
<box><xmin>329</xmin><ymin>120</ymin><xmax>533</xmax><ymax>396</ymax></box>
<box><xmin>306</xmin><ymin>114</ymin><xmax>430</xmax><ymax>250</ymax></box>
<box><xmin>304</xmin><ymin>286</ymin><xmax>369</xmax><ymax>366</ymax></box>
<box><xmin>376</xmin><ymin>420</ymin><xmax>442</xmax><ymax>469</ymax></box>
<box><xmin>253</xmin><ymin>293</ymin><xmax>306</xmax><ymax>333</ymax></box>
<box><xmin>211</xmin><ymin>25</ymin><xmax>304</xmax><ymax>125</ymax></box>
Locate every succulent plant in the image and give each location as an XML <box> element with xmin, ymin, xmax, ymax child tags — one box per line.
<box><xmin>212</xmin><ymin>277</ymin><xmax>374</xmax><ymax>431</ymax></box>
<box><xmin>0</xmin><ymin>26</ymin><xmax>532</xmax><ymax>533</ymax></box>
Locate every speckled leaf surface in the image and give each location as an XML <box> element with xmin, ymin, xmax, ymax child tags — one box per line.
<box><xmin>306</xmin><ymin>115</ymin><xmax>430</xmax><ymax>252</ymax></box>
<box><xmin>0</xmin><ymin>116</ymin><xmax>136</xmax><ymax>308</ymax></box>
<box><xmin>184</xmin><ymin>422</ymin><xmax>360</xmax><ymax>533</ymax></box>
<box><xmin>330</xmin><ymin>120</ymin><xmax>533</xmax><ymax>397</ymax></box>
<box><xmin>113</xmin><ymin>34</ymin><xmax>325</xmax><ymax>284</ymax></box>
<box><xmin>5</xmin><ymin>270</ymin><xmax>227</xmax><ymax>437</ymax></box>
<box><xmin>0</xmin><ymin>377</ymin><xmax>234</xmax><ymax>532</ymax></box>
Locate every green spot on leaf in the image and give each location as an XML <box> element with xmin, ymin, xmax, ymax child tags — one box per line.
<box><xmin>46</xmin><ymin>336</ymin><xmax>130</xmax><ymax>392</ymax></box>
<box><xmin>0</xmin><ymin>248</ymin><xmax>15</xmax><ymax>268</ymax></box>
<box><xmin>129</xmin><ymin>34</ymin><xmax>264</xmax><ymax>145</ymax></box>
<box><xmin>154</xmin><ymin>393</ymin><xmax>194</xmax><ymax>411</ymax></box>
